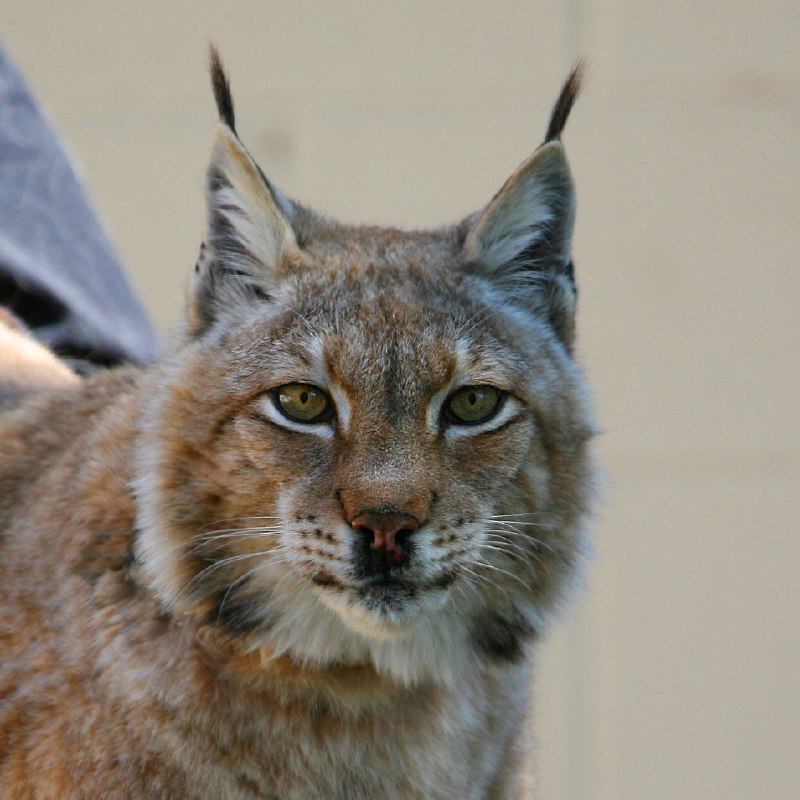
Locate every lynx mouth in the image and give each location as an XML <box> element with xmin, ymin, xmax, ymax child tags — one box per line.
<box><xmin>315</xmin><ymin>569</ymin><xmax>456</xmax><ymax>635</ymax></box>
<box><xmin>357</xmin><ymin>570</ymin><xmax>460</xmax><ymax>596</ymax></box>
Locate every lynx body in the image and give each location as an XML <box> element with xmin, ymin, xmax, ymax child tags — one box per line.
<box><xmin>0</xmin><ymin>53</ymin><xmax>595</xmax><ymax>798</ymax></box>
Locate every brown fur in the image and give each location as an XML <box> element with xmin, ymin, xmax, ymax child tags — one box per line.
<box><xmin>0</xmin><ymin>54</ymin><xmax>596</xmax><ymax>798</ymax></box>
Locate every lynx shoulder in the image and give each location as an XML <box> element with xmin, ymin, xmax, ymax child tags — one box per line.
<box><xmin>0</xmin><ymin>51</ymin><xmax>595</xmax><ymax>799</ymax></box>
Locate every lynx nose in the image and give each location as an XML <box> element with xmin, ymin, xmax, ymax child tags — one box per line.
<box><xmin>350</xmin><ymin>511</ymin><xmax>419</xmax><ymax>564</ymax></box>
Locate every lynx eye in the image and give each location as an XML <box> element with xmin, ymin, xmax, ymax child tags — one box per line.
<box><xmin>274</xmin><ymin>383</ymin><xmax>331</xmax><ymax>423</ymax></box>
<box><xmin>445</xmin><ymin>386</ymin><xmax>503</xmax><ymax>425</ymax></box>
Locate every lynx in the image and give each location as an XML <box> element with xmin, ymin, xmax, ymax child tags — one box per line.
<box><xmin>0</xmin><ymin>49</ymin><xmax>595</xmax><ymax>799</ymax></box>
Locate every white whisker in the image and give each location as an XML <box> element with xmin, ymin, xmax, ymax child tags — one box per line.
<box><xmin>471</xmin><ymin>557</ymin><xmax>530</xmax><ymax>590</ymax></box>
<box><xmin>190</xmin><ymin>530</ymin><xmax>282</xmax><ymax>553</ymax></box>
<box><xmin>196</xmin><ymin>525</ymin><xmax>282</xmax><ymax>538</ymax></box>
<box><xmin>481</xmin><ymin>534</ymin><xmax>531</xmax><ymax>559</ymax></box>
<box><xmin>458</xmin><ymin>560</ymin><xmax>514</xmax><ymax>600</ymax></box>
<box><xmin>482</xmin><ymin>526</ymin><xmax>560</xmax><ymax>556</ymax></box>
<box><xmin>186</xmin><ymin>548</ymin><xmax>281</xmax><ymax>591</ymax></box>
<box><xmin>200</xmin><ymin>515</ymin><xmax>281</xmax><ymax>531</ymax></box>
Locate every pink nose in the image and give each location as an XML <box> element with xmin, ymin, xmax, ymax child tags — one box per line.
<box><xmin>350</xmin><ymin>511</ymin><xmax>419</xmax><ymax>563</ymax></box>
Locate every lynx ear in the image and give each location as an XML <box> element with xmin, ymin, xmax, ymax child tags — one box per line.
<box><xmin>464</xmin><ymin>142</ymin><xmax>577</xmax><ymax>348</ymax></box>
<box><xmin>464</xmin><ymin>65</ymin><xmax>583</xmax><ymax>349</ymax></box>
<box><xmin>189</xmin><ymin>48</ymin><xmax>299</xmax><ymax>333</ymax></box>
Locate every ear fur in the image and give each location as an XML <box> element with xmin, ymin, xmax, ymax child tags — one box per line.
<box><xmin>464</xmin><ymin>65</ymin><xmax>584</xmax><ymax>350</ymax></box>
<box><xmin>465</xmin><ymin>141</ymin><xmax>575</xmax><ymax>272</ymax></box>
<box><xmin>189</xmin><ymin>48</ymin><xmax>299</xmax><ymax>333</ymax></box>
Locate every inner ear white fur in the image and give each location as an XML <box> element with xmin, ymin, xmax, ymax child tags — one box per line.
<box><xmin>464</xmin><ymin>141</ymin><xmax>575</xmax><ymax>271</ymax></box>
<box><xmin>206</xmin><ymin>124</ymin><xmax>298</xmax><ymax>271</ymax></box>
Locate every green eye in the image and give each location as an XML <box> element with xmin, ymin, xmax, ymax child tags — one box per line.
<box><xmin>446</xmin><ymin>386</ymin><xmax>503</xmax><ymax>425</ymax></box>
<box><xmin>274</xmin><ymin>383</ymin><xmax>331</xmax><ymax>423</ymax></box>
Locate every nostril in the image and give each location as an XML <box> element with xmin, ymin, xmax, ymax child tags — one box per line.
<box><xmin>350</xmin><ymin>511</ymin><xmax>419</xmax><ymax>564</ymax></box>
<box><xmin>352</xmin><ymin>522</ymin><xmax>373</xmax><ymax>541</ymax></box>
<box><xmin>395</xmin><ymin>527</ymin><xmax>414</xmax><ymax>551</ymax></box>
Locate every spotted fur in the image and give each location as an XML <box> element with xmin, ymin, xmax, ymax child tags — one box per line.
<box><xmin>0</xmin><ymin>51</ymin><xmax>596</xmax><ymax>798</ymax></box>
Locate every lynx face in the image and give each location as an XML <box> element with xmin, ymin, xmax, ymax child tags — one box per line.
<box><xmin>135</xmin><ymin>55</ymin><xmax>594</xmax><ymax>685</ymax></box>
<box><xmin>217</xmin><ymin>263</ymin><xmax>559</xmax><ymax>635</ymax></box>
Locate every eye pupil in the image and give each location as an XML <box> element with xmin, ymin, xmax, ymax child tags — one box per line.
<box><xmin>468</xmin><ymin>391</ymin><xmax>477</xmax><ymax>406</ymax></box>
<box><xmin>300</xmin><ymin>391</ymin><xmax>309</xmax><ymax>405</ymax></box>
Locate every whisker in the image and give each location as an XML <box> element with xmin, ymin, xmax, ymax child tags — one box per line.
<box><xmin>188</xmin><ymin>532</ymin><xmax>283</xmax><ymax>555</ymax></box>
<box><xmin>482</xmin><ymin>516</ymin><xmax>556</xmax><ymax>529</ymax></box>
<box><xmin>479</xmin><ymin>542</ymin><xmax>528</xmax><ymax>565</ymax></box>
<box><xmin>200</xmin><ymin>515</ymin><xmax>281</xmax><ymax>531</ymax></box>
<box><xmin>215</xmin><ymin>560</ymin><xmax>273</xmax><ymax>624</ymax></box>
<box><xmin>481</xmin><ymin>534</ymin><xmax>531</xmax><ymax>558</ymax></box>
<box><xmin>451</xmin><ymin>568</ymin><xmax>480</xmax><ymax>599</ymax></box>
<box><xmin>482</xmin><ymin>527</ymin><xmax>560</xmax><ymax>556</ymax></box>
<box><xmin>458</xmin><ymin>561</ymin><xmax>513</xmax><ymax>600</ymax></box>
<box><xmin>196</xmin><ymin>525</ymin><xmax>282</xmax><ymax>538</ymax></box>
<box><xmin>470</xmin><ymin>557</ymin><xmax>530</xmax><ymax>590</ymax></box>
<box><xmin>457</xmin><ymin>562</ymin><xmax>495</xmax><ymax>591</ymax></box>
<box><xmin>186</xmin><ymin>549</ymin><xmax>280</xmax><ymax>590</ymax></box>
<box><xmin>482</xmin><ymin>535</ymin><xmax>551</xmax><ymax>575</ymax></box>
<box><xmin>191</xmin><ymin>529</ymin><xmax>281</xmax><ymax>545</ymax></box>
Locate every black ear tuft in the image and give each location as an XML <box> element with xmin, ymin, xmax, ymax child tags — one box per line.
<box><xmin>208</xmin><ymin>44</ymin><xmax>236</xmax><ymax>134</ymax></box>
<box><xmin>544</xmin><ymin>61</ymin><xmax>586</xmax><ymax>143</ymax></box>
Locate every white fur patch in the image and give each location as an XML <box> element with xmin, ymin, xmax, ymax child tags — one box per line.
<box><xmin>443</xmin><ymin>396</ymin><xmax>525</xmax><ymax>440</ymax></box>
<box><xmin>328</xmin><ymin>382</ymin><xmax>352</xmax><ymax>434</ymax></box>
<box><xmin>253</xmin><ymin>559</ymin><xmax>486</xmax><ymax>687</ymax></box>
<box><xmin>132</xmin><ymin>429</ymin><xmax>185</xmax><ymax>610</ymax></box>
<box><xmin>257</xmin><ymin>394</ymin><xmax>334</xmax><ymax>439</ymax></box>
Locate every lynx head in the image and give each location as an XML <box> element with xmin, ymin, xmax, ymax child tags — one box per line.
<box><xmin>135</xmin><ymin>49</ymin><xmax>595</xmax><ymax>685</ymax></box>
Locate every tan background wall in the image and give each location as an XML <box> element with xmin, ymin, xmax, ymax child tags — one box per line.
<box><xmin>4</xmin><ymin>2</ymin><xmax>799</xmax><ymax>797</ymax></box>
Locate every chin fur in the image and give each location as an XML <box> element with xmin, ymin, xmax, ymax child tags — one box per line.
<box><xmin>318</xmin><ymin>581</ymin><xmax>451</xmax><ymax>638</ymax></box>
<box><xmin>251</xmin><ymin>566</ymin><xmax>487</xmax><ymax>687</ymax></box>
